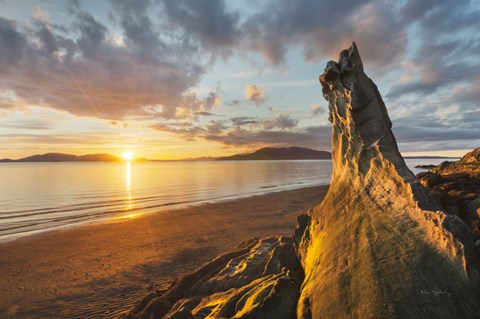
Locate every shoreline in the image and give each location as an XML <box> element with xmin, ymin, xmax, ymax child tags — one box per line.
<box><xmin>0</xmin><ymin>182</ymin><xmax>327</xmax><ymax>244</ymax></box>
<box><xmin>0</xmin><ymin>185</ymin><xmax>328</xmax><ymax>319</ymax></box>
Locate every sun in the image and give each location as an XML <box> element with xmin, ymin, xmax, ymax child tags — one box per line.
<box><xmin>123</xmin><ymin>150</ymin><xmax>134</xmax><ymax>161</ymax></box>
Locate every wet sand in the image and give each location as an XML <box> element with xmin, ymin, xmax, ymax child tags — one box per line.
<box><xmin>0</xmin><ymin>185</ymin><xmax>328</xmax><ymax>319</ymax></box>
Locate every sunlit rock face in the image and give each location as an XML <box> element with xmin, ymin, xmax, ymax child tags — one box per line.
<box><xmin>432</xmin><ymin>148</ymin><xmax>480</xmax><ymax>176</ymax></box>
<box><xmin>295</xmin><ymin>43</ymin><xmax>480</xmax><ymax>318</ymax></box>
<box><xmin>123</xmin><ymin>44</ymin><xmax>480</xmax><ymax>319</ymax></box>
<box><xmin>417</xmin><ymin>147</ymin><xmax>480</xmax><ymax>246</ymax></box>
<box><xmin>122</xmin><ymin>237</ymin><xmax>304</xmax><ymax>319</ymax></box>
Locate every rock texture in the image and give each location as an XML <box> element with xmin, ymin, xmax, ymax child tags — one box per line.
<box><xmin>295</xmin><ymin>42</ymin><xmax>479</xmax><ymax>319</ymax></box>
<box><xmin>121</xmin><ymin>237</ymin><xmax>304</xmax><ymax>319</ymax></box>
<box><xmin>122</xmin><ymin>43</ymin><xmax>480</xmax><ymax>319</ymax></box>
<box><xmin>431</xmin><ymin>148</ymin><xmax>480</xmax><ymax>176</ymax></box>
<box><xmin>416</xmin><ymin>148</ymin><xmax>480</xmax><ymax>246</ymax></box>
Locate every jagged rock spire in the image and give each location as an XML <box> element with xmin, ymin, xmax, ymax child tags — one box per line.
<box><xmin>320</xmin><ymin>42</ymin><xmax>411</xmax><ymax>182</ymax></box>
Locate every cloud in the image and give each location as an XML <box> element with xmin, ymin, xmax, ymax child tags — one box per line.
<box><xmin>400</xmin><ymin>0</ymin><xmax>438</xmax><ymax>23</ymax></box>
<box><xmin>202</xmin><ymin>125</ymin><xmax>331</xmax><ymax>150</ymax></box>
<box><xmin>263</xmin><ymin>113</ymin><xmax>298</xmax><ymax>129</ymax></box>
<box><xmin>387</xmin><ymin>57</ymin><xmax>480</xmax><ymax>99</ymax></box>
<box><xmin>194</xmin><ymin>111</ymin><xmax>217</xmax><ymax>117</ymax></box>
<box><xmin>393</xmin><ymin>125</ymin><xmax>480</xmax><ymax>143</ymax></box>
<box><xmin>32</xmin><ymin>6</ymin><xmax>51</xmax><ymax>24</ymax></box>
<box><xmin>397</xmin><ymin>140</ymin><xmax>480</xmax><ymax>153</ymax></box>
<box><xmin>387</xmin><ymin>0</ymin><xmax>480</xmax><ymax>98</ymax></box>
<box><xmin>0</xmin><ymin>2</ymin><xmax>209</xmax><ymax>121</ymax></box>
<box><xmin>1</xmin><ymin>0</ymin><xmax>479</xmax><ymax>154</ymax></box>
<box><xmin>175</xmin><ymin>88</ymin><xmax>222</xmax><ymax>120</ymax></box>
<box><xmin>231</xmin><ymin>111</ymin><xmax>299</xmax><ymax>130</ymax></box>
<box><xmin>310</xmin><ymin>103</ymin><xmax>324</xmax><ymax>115</ymax></box>
<box><xmin>153</xmin><ymin>112</ymin><xmax>319</xmax><ymax>150</ymax></box>
<box><xmin>0</xmin><ymin>18</ymin><xmax>28</xmax><ymax>67</ymax></box>
<box><xmin>225</xmin><ymin>99</ymin><xmax>241</xmax><ymax>106</ymax></box>
<box><xmin>231</xmin><ymin>116</ymin><xmax>260</xmax><ymax>126</ymax></box>
<box><xmin>0</xmin><ymin>132</ymin><xmax>120</xmax><ymax>147</ymax></box>
<box><xmin>244</xmin><ymin>84</ymin><xmax>265</xmax><ymax>104</ymax></box>
<box><xmin>109</xmin><ymin>0</ymin><xmax>163</xmax><ymax>50</ymax></box>
<box><xmin>0</xmin><ymin>119</ymin><xmax>52</xmax><ymax>130</ymax></box>
<box><xmin>241</xmin><ymin>0</ymin><xmax>407</xmax><ymax>68</ymax></box>
<box><xmin>151</xmin><ymin>120</ymin><xmax>227</xmax><ymax>142</ymax></box>
<box><xmin>386</xmin><ymin>88</ymin><xmax>480</xmax><ymax>152</ymax></box>
<box><xmin>160</xmin><ymin>0</ymin><xmax>239</xmax><ymax>54</ymax></box>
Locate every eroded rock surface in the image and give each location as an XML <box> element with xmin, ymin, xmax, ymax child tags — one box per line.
<box><xmin>432</xmin><ymin>148</ymin><xmax>480</xmax><ymax>176</ymax></box>
<box><xmin>296</xmin><ymin>43</ymin><xmax>480</xmax><ymax>319</ymax></box>
<box><xmin>121</xmin><ymin>237</ymin><xmax>303</xmax><ymax>319</ymax></box>
<box><xmin>122</xmin><ymin>44</ymin><xmax>480</xmax><ymax>319</ymax></box>
<box><xmin>416</xmin><ymin>148</ymin><xmax>480</xmax><ymax>246</ymax></box>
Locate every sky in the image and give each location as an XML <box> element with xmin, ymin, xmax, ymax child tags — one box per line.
<box><xmin>0</xmin><ymin>0</ymin><xmax>479</xmax><ymax>160</ymax></box>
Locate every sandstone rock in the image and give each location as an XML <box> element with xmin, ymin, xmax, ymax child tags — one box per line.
<box><xmin>121</xmin><ymin>237</ymin><xmax>303</xmax><ymax>319</ymax></box>
<box><xmin>437</xmin><ymin>161</ymin><xmax>453</xmax><ymax>171</ymax></box>
<box><xmin>296</xmin><ymin>42</ymin><xmax>480</xmax><ymax>318</ymax></box>
<box><xmin>464</xmin><ymin>199</ymin><xmax>480</xmax><ymax>228</ymax></box>
<box><xmin>417</xmin><ymin>172</ymin><xmax>444</xmax><ymax>188</ymax></box>
<box><xmin>464</xmin><ymin>193</ymin><xmax>478</xmax><ymax>200</ymax></box>
<box><xmin>123</xmin><ymin>43</ymin><xmax>480</xmax><ymax>319</ymax></box>
<box><xmin>432</xmin><ymin>148</ymin><xmax>480</xmax><ymax>176</ymax></box>
<box><xmin>475</xmin><ymin>238</ymin><xmax>480</xmax><ymax>247</ymax></box>
<box><xmin>164</xmin><ymin>307</ymin><xmax>194</xmax><ymax>319</ymax></box>
<box><xmin>417</xmin><ymin>151</ymin><xmax>480</xmax><ymax>237</ymax></box>
<box><xmin>445</xmin><ymin>172</ymin><xmax>470</xmax><ymax>181</ymax></box>
<box><xmin>415</xmin><ymin>164</ymin><xmax>436</xmax><ymax>170</ymax></box>
<box><xmin>438</xmin><ymin>181</ymin><xmax>463</xmax><ymax>192</ymax></box>
<box><xmin>416</xmin><ymin>171</ymin><xmax>431</xmax><ymax>179</ymax></box>
<box><xmin>293</xmin><ymin>213</ymin><xmax>311</xmax><ymax>246</ymax></box>
<box><xmin>445</xmin><ymin>205</ymin><xmax>460</xmax><ymax>216</ymax></box>
<box><xmin>467</xmin><ymin>198</ymin><xmax>480</xmax><ymax>215</ymax></box>
<box><xmin>461</xmin><ymin>148</ymin><xmax>480</xmax><ymax>164</ymax></box>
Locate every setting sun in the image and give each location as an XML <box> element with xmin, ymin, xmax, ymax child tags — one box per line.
<box><xmin>123</xmin><ymin>150</ymin><xmax>134</xmax><ymax>161</ymax></box>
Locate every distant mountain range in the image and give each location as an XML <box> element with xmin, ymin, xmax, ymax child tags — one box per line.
<box><xmin>0</xmin><ymin>153</ymin><xmax>120</xmax><ymax>162</ymax></box>
<box><xmin>216</xmin><ymin>147</ymin><xmax>332</xmax><ymax>161</ymax></box>
<box><xmin>0</xmin><ymin>148</ymin><xmax>457</xmax><ymax>163</ymax></box>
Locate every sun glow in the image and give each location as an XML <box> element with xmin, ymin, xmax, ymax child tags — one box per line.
<box><xmin>123</xmin><ymin>150</ymin><xmax>134</xmax><ymax>161</ymax></box>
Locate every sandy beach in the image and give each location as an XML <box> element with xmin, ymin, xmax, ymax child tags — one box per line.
<box><xmin>0</xmin><ymin>185</ymin><xmax>328</xmax><ymax>319</ymax></box>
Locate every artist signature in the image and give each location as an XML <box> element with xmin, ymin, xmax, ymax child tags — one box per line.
<box><xmin>420</xmin><ymin>289</ymin><xmax>452</xmax><ymax>297</ymax></box>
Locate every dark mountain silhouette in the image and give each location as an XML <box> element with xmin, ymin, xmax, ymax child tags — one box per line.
<box><xmin>0</xmin><ymin>150</ymin><xmax>454</xmax><ymax>163</ymax></box>
<box><xmin>77</xmin><ymin>154</ymin><xmax>120</xmax><ymax>162</ymax></box>
<box><xmin>217</xmin><ymin>147</ymin><xmax>331</xmax><ymax>161</ymax></box>
<box><xmin>0</xmin><ymin>153</ymin><xmax>120</xmax><ymax>162</ymax></box>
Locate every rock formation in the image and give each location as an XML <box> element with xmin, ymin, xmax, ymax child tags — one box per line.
<box><xmin>122</xmin><ymin>237</ymin><xmax>304</xmax><ymax>319</ymax></box>
<box><xmin>122</xmin><ymin>43</ymin><xmax>480</xmax><ymax>319</ymax></box>
<box><xmin>295</xmin><ymin>42</ymin><xmax>479</xmax><ymax>318</ymax></box>
<box><xmin>432</xmin><ymin>148</ymin><xmax>480</xmax><ymax>176</ymax></box>
<box><xmin>416</xmin><ymin>147</ymin><xmax>480</xmax><ymax>247</ymax></box>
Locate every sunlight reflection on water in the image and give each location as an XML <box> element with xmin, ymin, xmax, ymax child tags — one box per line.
<box><xmin>125</xmin><ymin>162</ymin><xmax>131</xmax><ymax>189</ymax></box>
<box><xmin>0</xmin><ymin>160</ymin><xmax>332</xmax><ymax>240</ymax></box>
<box><xmin>0</xmin><ymin>158</ymin><xmax>453</xmax><ymax>240</ymax></box>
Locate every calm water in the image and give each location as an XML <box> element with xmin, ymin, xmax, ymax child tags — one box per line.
<box><xmin>0</xmin><ymin>158</ymin><xmax>452</xmax><ymax>241</ymax></box>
